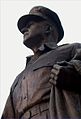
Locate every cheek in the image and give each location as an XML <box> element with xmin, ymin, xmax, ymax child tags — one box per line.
<box><xmin>31</xmin><ymin>25</ymin><xmax>44</xmax><ymax>35</ymax></box>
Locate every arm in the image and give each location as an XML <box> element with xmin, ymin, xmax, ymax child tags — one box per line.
<box><xmin>1</xmin><ymin>90</ymin><xmax>15</xmax><ymax>119</ymax></box>
<box><xmin>49</xmin><ymin>43</ymin><xmax>81</xmax><ymax>94</ymax></box>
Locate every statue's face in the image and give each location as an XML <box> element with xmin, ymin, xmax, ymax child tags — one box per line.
<box><xmin>21</xmin><ymin>20</ymin><xmax>53</xmax><ymax>52</ymax></box>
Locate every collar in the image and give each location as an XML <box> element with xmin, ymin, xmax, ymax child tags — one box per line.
<box><xmin>37</xmin><ymin>42</ymin><xmax>58</xmax><ymax>51</ymax></box>
<box><xmin>26</xmin><ymin>43</ymin><xmax>58</xmax><ymax>66</ymax></box>
<box><xmin>26</xmin><ymin>55</ymin><xmax>33</xmax><ymax>66</ymax></box>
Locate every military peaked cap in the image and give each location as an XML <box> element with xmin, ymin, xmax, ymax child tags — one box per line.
<box><xmin>17</xmin><ymin>6</ymin><xmax>64</xmax><ymax>42</ymax></box>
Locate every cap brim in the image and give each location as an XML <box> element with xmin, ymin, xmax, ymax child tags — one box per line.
<box><xmin>17</xmin><ymin>14</ymin><xmax>45</xmax><ymax>34</ymax></box>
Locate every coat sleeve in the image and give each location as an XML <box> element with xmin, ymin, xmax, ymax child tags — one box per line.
<box><xmin>64</xmin><ymin>43</ymin><xmax>81</xmax><ymax>93</ymax></box>
<box><xmin>1</xmin><ymin>90</ymin><xmax>15</xmax><ymax>119</ymax></box>
<box><xmin>1</xmin><ymin>70</ymin><xmax>24</xmax><ymax>119</ymax></box>
<box><xmin>50</xmin><ymin>43</ymin><xmax>81</xmax><ymax>94</ymax></box>
<box><xmin>70</xmin><ymin>43</ymin><xmax>81</xmax><ymax>75</ymax></box>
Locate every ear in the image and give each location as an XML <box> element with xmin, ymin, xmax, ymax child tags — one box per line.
<box><xmin>45</xmin><ymin>25</ymin><xmax>53</xmax><ymax>34</ymax></box>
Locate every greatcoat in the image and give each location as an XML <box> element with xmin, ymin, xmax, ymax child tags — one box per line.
<box><xmin>1</xmin><ymin>43</ymin><xmax>81</xmax><ymax>119</ymax></box>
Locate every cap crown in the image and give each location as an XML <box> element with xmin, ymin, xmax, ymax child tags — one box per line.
<box><xmin>29</xmin><ymin>6</ymin><xmax>64</xmax><ymax>42</ymax></box>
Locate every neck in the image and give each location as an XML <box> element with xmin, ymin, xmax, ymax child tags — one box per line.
<box><xmin>33</xmin><ymin>44</ymin><xmax>53</xmax><ymax>56</ymax></box>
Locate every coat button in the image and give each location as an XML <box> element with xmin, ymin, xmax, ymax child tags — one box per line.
<box><xmin>23</xmin><ymin>76</ymin><xmax>25</xmax><ymax>80</ymax></box>
<box><xmin>24</xmin><ymin>95</ymin><xmax>27</xmax><ymax>99</ymax></box>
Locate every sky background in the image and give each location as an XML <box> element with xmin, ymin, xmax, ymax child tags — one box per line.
<box><xmin>0</xmin><ymin>0</ymin><xmax>81</xmax><ymax>117</ymax></box>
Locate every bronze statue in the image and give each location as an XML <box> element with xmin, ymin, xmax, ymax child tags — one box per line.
<box><xmin>1</xmin><ymin>6</ymin><xmax>81</xmax><ymax>119</ymax></box>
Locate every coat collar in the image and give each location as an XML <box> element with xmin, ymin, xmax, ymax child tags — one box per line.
<box><xmin>26</xmin><ymin>44</ymin><xmax>58</xmax><ymax>65</ymax></box>
<box><xmin>26</xmin><ymin>44</ymin><xmax>69</xmax><ymax>71</ymax></box>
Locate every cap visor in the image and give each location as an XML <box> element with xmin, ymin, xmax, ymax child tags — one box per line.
<box><xmin>17</xmin><ymin>14</ymin><xmax>45</xmax><ymax>34</ymax></box>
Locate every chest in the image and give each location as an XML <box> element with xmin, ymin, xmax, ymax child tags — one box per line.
<box><xmin>13</xmin><ymin>67</ymin><xmax>51</xmax><ymax>115</ymax></box>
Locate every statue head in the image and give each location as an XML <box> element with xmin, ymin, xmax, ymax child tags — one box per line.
<box><xmin>17</xmin><ymin>6</ymin><xmax>64</xmax><ymax>52</ymax></box>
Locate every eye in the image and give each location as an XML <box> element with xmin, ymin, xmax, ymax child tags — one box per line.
<box><xmin>21</xmin><ymin>21</ymin><xmax>35</xmax><ymax>33</ymax></box>
<box><xmin>26</xmin><ymin>21</ymin><xmax>35</xmax><ymax>28</ymax></box>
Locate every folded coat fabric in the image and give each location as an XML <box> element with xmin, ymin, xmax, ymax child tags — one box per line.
<box><xmin>1</xmin><ymin>43</ymin><xmax>81</xmax><ymax>119</ymax></box>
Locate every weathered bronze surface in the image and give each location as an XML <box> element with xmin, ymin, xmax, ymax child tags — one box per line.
<box><xmin>1</xmin><ymin>6</ymin><xmax>81</xmax><ymax>119</ymax></box>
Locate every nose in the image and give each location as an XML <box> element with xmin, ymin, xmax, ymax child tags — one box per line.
<box><xmin>21</xmin><ymin>27</ymin><xmax>29</xmax><ymax>34</ymax></box>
